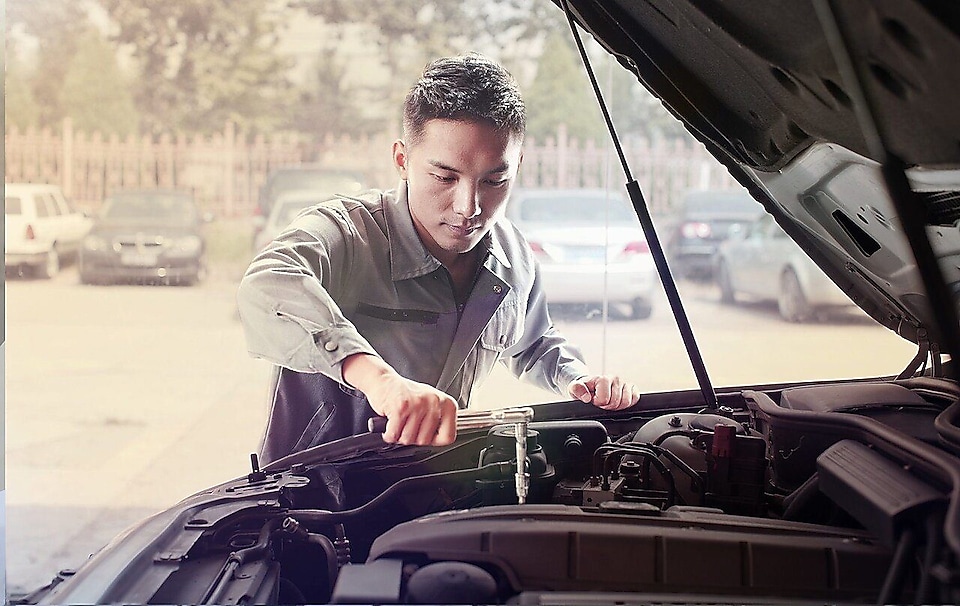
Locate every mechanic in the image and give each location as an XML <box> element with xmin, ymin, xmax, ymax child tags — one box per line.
<box><xmin>238</xmin><ymin>53</ymin><xmax>641</xmax><ymax>464</ymax></box>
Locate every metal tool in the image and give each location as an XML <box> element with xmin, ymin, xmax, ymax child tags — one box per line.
<box><xmin>367</xmin><ymin>407</ymin><xmax>535</xmax><ymax>504</ymax></box>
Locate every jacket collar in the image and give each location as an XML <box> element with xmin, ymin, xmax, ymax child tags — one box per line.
<box><xmin>384</xmin><ymin>181</ymin><xmax>511</xmax><ymax>281</ymax></box>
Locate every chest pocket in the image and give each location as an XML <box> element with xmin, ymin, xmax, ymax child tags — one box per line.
<box><xmin>479</xmin><ymin>300</ymin><xmax>523</xmax><ymax>353</ymax></box>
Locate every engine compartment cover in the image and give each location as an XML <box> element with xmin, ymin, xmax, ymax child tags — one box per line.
<box><xmin>366</xmin><ymin>504</ymin><xmax>891</xmax><ymax>600</ymax></box>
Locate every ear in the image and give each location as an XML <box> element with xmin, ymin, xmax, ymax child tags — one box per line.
<box><xmin>392</xmin><ymin>140</ymin><xmax>408</xmax><ymax>179</ymax></box>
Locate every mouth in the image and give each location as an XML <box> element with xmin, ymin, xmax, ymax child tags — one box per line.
<box><xmin>444</xmin><ymin>222</ymin><xmax>479</xmax><ymax>237</ymax></box>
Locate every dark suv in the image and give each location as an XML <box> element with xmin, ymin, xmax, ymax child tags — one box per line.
<box><xmin>664</xmin><ymin>189</ymin><xmax>762</xmax><ymax>280</ymax></box>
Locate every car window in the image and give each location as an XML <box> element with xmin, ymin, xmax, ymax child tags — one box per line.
<box><xmin>682</xmin><ymin>192</ymin><xmax>758</xmax><ymax>215</ymax></box>
<box><xmin>102</xmin><ymin>193</ymin><xmax>198</xmax><ymax>222</ymax></box>
<box><xmin>44</xmin><ymin>192</ymin><xmax>64</xmax><ymax>216</ymax></box>
<box><xmin>33</xmin><ymin>193</ymin><xmax>50</xmax><ymax>217</ymax></box>
<box><xmin>516</xmin><ymin>194</ymin><xmax>636</xmax><ymax>225</ymax></box>
<box><xmin>6</xmin><ymin>195</ymin><xmax>23</xmax><ymax>215</ymax></box>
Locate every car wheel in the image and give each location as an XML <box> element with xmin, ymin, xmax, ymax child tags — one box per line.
<box><xmin>717</xmin><ymin>259</ymin><xmax>736</xmax><ymax>303</ymax></box>
<box><xmin>37</xmin><ymin>246</ymin><xmax>61</xmax><ymax>279</ymax></box>
<box><xmin>778</xmin><ymin>268</ymin><xmax>813</xmax><ymax>322</ymax></box>
<box><xmin>632</xmin><ymin>299</ymin><xmax>653</xmax><ymax>320</ymax></box>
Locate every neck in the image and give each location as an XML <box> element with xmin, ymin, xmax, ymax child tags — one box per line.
<box><xmin>445</xmin><ymin>249</ymin><xmax>481</xmax><ymax>305</ymax></box>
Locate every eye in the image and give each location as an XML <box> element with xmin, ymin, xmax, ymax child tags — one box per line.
<box><xmin>484</xmin><ymin>178</ymin><xmax>508</xmax><ymax>188</ymax></box>
<box><xmin>432</xmin><ymin>173</ymin><xmax>455</xmax><ymax>183</ymax></box>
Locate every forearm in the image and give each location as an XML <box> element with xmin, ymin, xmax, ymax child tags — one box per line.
<box><xmin>341</xmin><ymin>353</ymin><xmax>399</xmax><ymax>414</ymax></box>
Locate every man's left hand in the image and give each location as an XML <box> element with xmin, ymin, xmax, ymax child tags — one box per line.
<box><xmin>568</xmin><ymin>375</ymin><xmax>640</xmax><ymax>411</ymax></box>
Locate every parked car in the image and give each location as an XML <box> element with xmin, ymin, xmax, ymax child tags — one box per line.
<box><xmin>715</xmin><ymin>214</ymin><xmax>857</xmax><ymax>321</ymax></box>
<box><xmin>664</xmin><ymin>189</ymin><xmax>763</xmax><ymax>280</ymax></box>
<box><xmin>253</xmin><ymin>190</ymin><xmax>326</xmax><ymax>253</ymax></box>
<box><xmin>253</xmin><ymin>166</ymin><xmax>364</xmax><ymax>248</ymax></box>
<box><xmin>21</xmin><ymin>1</ymin><xmax>960</xmax><ymax>605</ymax></box>
<box><xmin>506</xmin><ymin>188</ymin><xmax>657</xmax><ymax>319</ymax></box>
<box><xmin>78</xmin><ymin>189</ymin><xmax>211</xmax><ymax>286</ymax></box>
<box><xmin>4</xmin><ymin>182</ymin><xmax>92</xmax><ymax>278</ymax></box>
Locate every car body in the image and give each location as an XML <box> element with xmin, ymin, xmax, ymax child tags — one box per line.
<box><xmin>78</xmin><ymin>189</ymin><xmax>210</xmax><ymax>286</ymax></box>
<box><xmin>253</xmin><ymin>166</ymin><xmax>364</xmax><ymax>249</ymax></box>
<box><xmin>664</xmin><ymin>189</ymin><xmax>763</xmax><ymax>280</ymax></box>
<box><xmin>715</xmin><ymin>214</ymin><xmax>857</xmax><ymax>321</ymax></box>
<box><xmin>505</xmin><ymin>188</ymin><xmax>657</xmax><ymax>319</ymax></box>
<box><xmin>4</xmin><ymin>182</ymin><xmax>92</xmax><ymax>278</ymax></box>
<box><xmin>22</xmin><ymin>1</ymin><xmax>960</xmax><ymax>605</ymax></box>
<box><xmin>253</xmin><ymin>190</ymin><xmax>326</xmax><ymax>253</ymax></box>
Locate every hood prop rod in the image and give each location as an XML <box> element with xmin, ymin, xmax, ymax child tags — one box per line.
<box><xmin>559</xmin><ymin>0</ymin><xmax>718</xmax><ymax>410</ymax></box>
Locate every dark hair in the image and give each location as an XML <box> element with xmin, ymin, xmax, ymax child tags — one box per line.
<box><xmin>402</xmin><ymin>53</ymin><xmax>525</xmax><ymax>145</ymax></box>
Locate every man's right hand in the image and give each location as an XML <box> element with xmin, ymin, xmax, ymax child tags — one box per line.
<box><xmin>342</xmin><ymin>353</ymin><xmax>458</xmax><ymax>446</ymax></box>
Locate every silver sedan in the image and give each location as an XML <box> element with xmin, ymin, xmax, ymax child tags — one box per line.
<box><xmin>505</xmin><ymin>188</ymin><xmax>658</xmax><ymax>320</ymax></box>
<box><xmin>715</xmin><ymin>214</ymin><xmax>855</xmax><ymax>322</ymax></box>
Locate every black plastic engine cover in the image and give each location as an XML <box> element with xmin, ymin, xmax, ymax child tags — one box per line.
<box><xmin>365</xmin><ymin>504</ymin><xmax>891</xmax><ymax>601</ymax></box>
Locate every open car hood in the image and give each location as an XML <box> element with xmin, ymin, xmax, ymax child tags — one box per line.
<box><xmin>18</xmin><ymin>3</ymin><xmax>960</xmax><ymax>606</ymax></box>
<box><xmin>558</xmin><ymin>0</ymin><xmax>960</xmax><ymax>350</ymax></box>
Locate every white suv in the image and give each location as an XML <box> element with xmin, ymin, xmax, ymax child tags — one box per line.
<box><xmin>5</xmin><ymin>182</ymin><xmax>92</xmax><ymax>278</ymax></box>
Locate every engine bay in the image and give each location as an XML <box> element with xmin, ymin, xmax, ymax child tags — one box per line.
<box><xmin>33</xmin><ymin>378</ymin><xmax>960</xmax><ymax>605</ymax></box>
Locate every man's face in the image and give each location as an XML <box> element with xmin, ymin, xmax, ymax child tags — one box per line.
<box><xmin>393</xmin><ymin>119</ymin><xmax>523</xmax><ymax>267</ymax></box>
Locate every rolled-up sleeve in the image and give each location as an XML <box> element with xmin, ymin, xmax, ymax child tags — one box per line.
<box><xmin>237</xmin><ymin>205</ymin><xmax>380</xmax><ymax>383</ymax></box>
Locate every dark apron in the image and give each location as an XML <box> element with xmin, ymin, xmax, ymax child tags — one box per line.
<box><xmin>259</xmin><ymin>366</ymin><xmax>378</xmax><ymax>465</ymax></box>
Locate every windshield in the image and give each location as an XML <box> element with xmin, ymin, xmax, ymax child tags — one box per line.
<box><xmin>682</xmin><ymin>191</ymin><xmax>759</xmax><ymax>215</ymax></box>
<box><xmin>517</xmin><ymin>194</ymin><xmax>637</xmax><ymax>225</ymax></box>
<box><xmin>101</xmin><ymin>192</ymin><xmax>198</xmax><ymax>223</ymax></box>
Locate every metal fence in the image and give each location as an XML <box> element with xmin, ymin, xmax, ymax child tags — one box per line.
<box><xmin>4</xmin><ymin>119</ymin><xmax>737</xmax><ymax>217</ymax></box>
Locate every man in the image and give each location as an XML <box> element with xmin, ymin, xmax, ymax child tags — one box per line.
<box><xmin>238</xmin><ymin>53</ymin><xmax>640</xmax><ymax>464</ymax></box>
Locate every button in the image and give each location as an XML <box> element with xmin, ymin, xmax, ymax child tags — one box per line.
<box><xmin>323</xmin><ymin>341</ymin><xmax>338</xmax><ymax>352</ymax></box>
<box><xmin>493</xmin><ymin>285</ymin><xmax>503</xmax><ymax>294</ymax></box>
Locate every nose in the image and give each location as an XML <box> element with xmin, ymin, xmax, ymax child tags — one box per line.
<box><xmin>452</xmin><ymin>183</ymin><xmax>481</xmax><ymax>219</ymax></box>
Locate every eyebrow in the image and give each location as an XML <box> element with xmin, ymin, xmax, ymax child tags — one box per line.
<box><xmin>428</xmin><ymin>160</ymin><xmax>510</xmax><ymax>175</ymax></box>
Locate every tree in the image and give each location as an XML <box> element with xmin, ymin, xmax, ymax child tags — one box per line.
<box><xmin>4</xmin><ymin>51</ymin><xmax>41</xmax><ymax>129</ymax></box>
<box><xmin>292</xmin><ymin>0</ymin><xmax>512</xmax><ymax>134</ymax></box>
<box><xmin>99</xmin><ymin>0</ymin><xmax>294</xmax><ymax>134</ymax></box>
<box><xmin>524</xmin><ymin>31</ymin><xmax>605</xmax><ymax>143</ymax></box>
<box><xmin>59</xmin><ymin>29</ymin><xmax>140</xmax><ymax>135</ymax></box>
<box><xmin>289</xmin><ymin>47</ymin><xmax>379</xmax><ymax>139</ymax></box>
<box><xmin>7</xmin><ymin>0</ymin><xmax>92</xmax><ymax>128</ymax></box>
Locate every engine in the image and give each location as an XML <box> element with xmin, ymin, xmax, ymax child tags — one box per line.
<box><xmin>34</xmin><ymin>380</ymin><xmax>960</xmax><ymax>605</ymax></box>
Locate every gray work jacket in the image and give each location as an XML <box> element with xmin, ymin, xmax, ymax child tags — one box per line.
<box><xmin>237</xmin><ymin>184</ymin><xmax>589</xmax><ymax>462</ymax></box>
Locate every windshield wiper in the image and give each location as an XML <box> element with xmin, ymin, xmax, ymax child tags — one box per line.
<box><xmin>559</xmin><ymin>0</ymin><xmax>719</xmax><ymax>411</ymax></box>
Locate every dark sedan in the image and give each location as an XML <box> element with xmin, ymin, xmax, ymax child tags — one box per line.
<box><xmin>78</xmin><ymin>189</ymin><xmax>210</xmax><ymax>285</ymax></box>
<box><xmin>665</xmin><ymin>189</ymin><xmax>763</xmax><ymax>280</ymax></box>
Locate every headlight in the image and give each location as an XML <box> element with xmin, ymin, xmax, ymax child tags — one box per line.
<box><xmin>173</xmin><ymin>235</ymin><xmax>203</xmax><ymax>255</ymax></box>
<box><xmin>83</xmin><ymin>235</ymin><xmax>109</xmax><ymax>251</ymax></box>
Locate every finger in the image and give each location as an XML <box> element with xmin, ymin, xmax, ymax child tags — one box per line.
<box><xmin>593</xmin><ymin>378</ymin><xmax>612</xmax><ymax>407</ymax></box>
<box><xmin>382</xmin><ymin>415</ymin><xmax>402</xmax><ymax>443</ymax></box>
<box><xmin>433</xmin><ymin>399</ymin><xmax>458</xmax><ymax>446</ymax></box>
<box><xmin>568</xmin><ymin>379</ymin><xmax>594</xmax><ymax>403</ymax></box>
<box><xmin>609</xmin><ymin>383</ymin><xmax>640</xmax><ymax>410</ymax></box>
<box><xmin>416</xmin><ymin>401</ymin><xmax>443</xmax><ymax>445</ymax></box>
<box><xmin>397</xmin><ymin>406</ymin><xmax>426</xmax><ymax>445</ymax></box>
<box><xmin>603</xmin><ymin>380</ymin><xmax>627</xmax><ymax>410</ymax></box>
